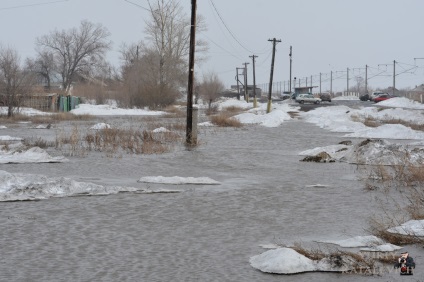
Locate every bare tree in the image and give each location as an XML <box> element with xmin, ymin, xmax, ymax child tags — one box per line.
<box><xmin>198</xmin><ymin>71</ymin><xmax>224</xmax><ymax>109</ymax></box>
<box><xmin>122</xmin><ymin>47</ymin><xmax>178</xmax><ymax>108</ymax></box>
<box><xmin>144</xmin><ymin>0</ymin><xmax>208</xmax><ymax>94</ymax></box>
<box><xmin>26</xmin><ymin>50</ymin><xmax>56</xmax><ymax>91</ymax></box>
<box><xmin>36</xmin><ymin>20</ymin><xmax>111</xmax><ymax>93</ymax></box>
<box><xmin>0</xmin><ymin>46</ymin><xmax>36</xmax><ymax>117</ymax></box>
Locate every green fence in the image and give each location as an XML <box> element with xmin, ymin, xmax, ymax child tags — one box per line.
<box><xmin>59</xmin><ymin>95</ymin><xmax>80</xmax><ymax>112</ymax></box>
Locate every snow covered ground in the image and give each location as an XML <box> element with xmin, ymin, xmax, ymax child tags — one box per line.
<box><xmin>1</xmin><ymin>97</ymin><xmax>423</xmax><ymax>276</ymax></box>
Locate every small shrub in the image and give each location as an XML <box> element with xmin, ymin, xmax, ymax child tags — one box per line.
<box><xmin>23</xmin><ymin>137</ymin><xmax>55</xmax><ymax>149</ymax></box>
<box><xmin>163</xmin><ymin>105</ymin><xmax>186</xmax><ymax>118</ymax></box>
<box><xmin>210</xmin><ymin>113</ymin><xmax>242</xmax><ymax>127</ymax></box>
<box><xmin>368</xmin><ymin>218</ymin><xmax>424</xmax><ymax>245</ymax></box>
<box><xmin>291</xmin><ymin>242</ymin><xmax>326</xmax><ymax>261</ymax></box>
<box><xmin>363</xmin><ymin>117</ymin><xmax>380</xmax><ymax>127</ymax></box>
<box><xmin>222</xmin><ymin>106</ymin><xmax>243</xmax><ymax>114</ymax></box>
<box><xmin>205</xmin><ymin>105</ymin><xmax>219</xmax><ymax>116</ymax></box>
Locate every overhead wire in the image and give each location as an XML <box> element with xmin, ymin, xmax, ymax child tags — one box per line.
<box><xmin>0</xmin><ymin>0</ymin><xmax>68</xmax><ymax>10</ymax></box>
<box><xmin>208</xmin><ymin>0</ymin><xmax>268</xmax><ymax>55</ymax></box>
<box><xmin>123</xmin><ymin>0</ymin><xmax>150</xmax><ymax>11</ymax></box>
<box><xmin>201</xmin><ymin>33</ymin><xmax>244</xmax><ymax>61</ymax></box>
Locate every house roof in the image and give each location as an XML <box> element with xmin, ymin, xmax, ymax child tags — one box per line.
<box><xmin>411</xmin><ymin>84</ymin><xmax>424</xmax><ymax>92</ymax></box>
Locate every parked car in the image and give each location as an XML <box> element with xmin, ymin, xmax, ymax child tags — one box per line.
<box><xmin>319</xmin><ymin>92</ymin><xmax>331</xmax><ymax>102</ymax></box>
<box><xmin>370</xmin><ymin>91</ymin><xmax>386</xmax><ymax>101</ymax></box>
<box><xmin>280</xmin><ymin>91</ymin><xmax>292</xmax><ymax>100</ymax></box>
<box><xmin>374</xmin><ymin>94</ymin><xmax>394</xmax><ymax>103</ymax></box>
<box><xmin>359</xmin><ymin>93</ymin><xmax>370</xmax><ymax>101</ymax></box>
<box><xmin>295</xmin><ymin>94</ymin><xmax>321</xmax><ymax>104</ymax></box>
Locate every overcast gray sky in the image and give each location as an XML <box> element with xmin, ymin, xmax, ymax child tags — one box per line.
<box><xmin>1</xmin><ymin>0</ymin><xmax>424</xmax><ymax>92</ymax></box>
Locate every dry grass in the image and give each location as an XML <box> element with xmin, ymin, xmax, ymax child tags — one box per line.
<box><xmin>0</xmin><ymin>112</ymin><xmax>93</xmax><ymax>124</ymax></box>
<box><xmin>0</xmin><ymin>113</ymin><xmax>31</xmax><ymax>122</ymax></box>
<box><xmin>289</xmin><ymin>242</ymin><xmax>376</xmax><ymax>273</ymax></box>
<box><xmin>56</xmin><ymin>125</ymin><xmax>182</xmax><ymax>156</ymax></box>
<box><xmin>222</xmin><ymin>106</ymin><xmax>244</xmax><ymax>114</ymax></box>
<box><xmin>291</xmin><ymin>242</ymin><xmax>326</xmax><ymax>261</ymax></box>
<box><xmin>363</xmin><ymin>158</ymin><xmax>424</xmax><ymax>246</ymax></box>
<box><xmin>163</xmin><ymin>105</ymin><xmax>186</xmax><ymax>118</ymax></box>
<box><xmin>368</xmin><ymin>217</ymin><xmax>424</xmax><ymax>245</ymax></box>
<box><xmin>205</xmin><ymin>104</ymin><xmax>219</xmax><ymax>116</ymax></box>
<box><xmin>210</xmin><ymin>113</ymin><xmax>242</xmax><ymax>127</ymax></box>
<box><xmin>23</xmin><ymin>137</ymin><xmax>55</xmax><ymax>149</ymax></box>
<box><xmin>351</xmin><ymin>114</ymin><xmax>424</xmax><ymax>131</ymax></box>
<box><xmin>363</xmin><ymin>117</ymin><xmax>380</xmax><ymax>128</ymax></box>
<box><xmin>287</xmin><ymin>111</ymin><xmax>300</xmax><ymax>118</ymax></box>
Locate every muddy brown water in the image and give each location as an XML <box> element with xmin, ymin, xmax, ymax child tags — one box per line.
<box><xmin>0</xmin><ymin>114</ymin><xmax>422</xmax><ymax>281</ymax></box>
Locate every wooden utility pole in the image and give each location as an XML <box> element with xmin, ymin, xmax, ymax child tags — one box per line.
<box><xmin>243</xmin><ymin>62</ymin><xmax>249</xmax><ymax>102</ymax></box>
<box><xmin>235</xmin><ymin>69</ymin><xmax>239</xmax><ymax>100</ymax></box>
<box><xmin>393</xmin><ymin>60</ymin><xmax>396</xmax><ymax>96</ymax></box>
<box><xmin>346</xmin><ymin>68</ymin><xmax>349</xmax><ymax>96</ymax></box>
<box><xmin>289</xmin><ymin>46</ymin><xmax>292</xmax><ymax>93</ymax></box>
<box><xmin>319</xmin><ymin>73</ymin><xmax>322</xmax><ymax>94</ymax></box>
<box><xmin>250</xmin><ymin>55</ymin><xmax>258</xmax><ymax>107</ymax></box>
<box><xmin>365</xmin><ymin>65</ymin><xmax>368</xmax><ymax>94</ymax></box>
<box><xmin>186</xmin><ymin>0</ymin><xmax>197</xmax><ymax>145</ymax></box>
<box><xmin>236</xmin><ymin>67</ymin><xmax>244</xmax><ymax>100</ymax></box>
<box><xmin>267</xmin><ymin>38</ymin><xmax>281</xmax><ymax>113</ymax></box>
<box><xmin>330</xmin><ymin>71</ymin><xmax>333</xmax><ymax>95</ymax></box>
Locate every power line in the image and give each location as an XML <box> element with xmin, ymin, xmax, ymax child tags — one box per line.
<box><xmin>0</xmin><ymin>0</ymin><xmax>68</xmax><ymax>11</ymax></box>
<box><xmin>208</xmin><ymin>0</ymin><xmax>254</xmax><ymax>54</ymax></box>
<box><xmin>202</xmin><ymin>32</ymin><xmax>244</xmax><ymax>61</ymax></box>
<box><xmin>123</xmin><ymin>0</ymin><xmax>150</xmax><ymax>11</ymax></box>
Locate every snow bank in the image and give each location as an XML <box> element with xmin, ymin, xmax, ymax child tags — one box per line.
<box><xmin>378</xmin><ymin>97</ymin><xmax>424</xmax><ymax>109</ymax></box>
<box><xmin>0</xmin><ymin>107</ymin><xmax>52</xmax><ymax>116</ymax></box>
<box><xmin>71</xmin><ymin>104</ymin><xmax>166</xmax><ymax>116</ymax></box>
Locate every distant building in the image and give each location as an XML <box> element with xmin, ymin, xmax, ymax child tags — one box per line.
<box><xmin>407</xmin><ymin>84</ymin><xmax>424</xmax><ymax>103</ymax></box>
<box><xmin>411</xmin><ymin>84</ymin><xmax>424</xmax><ymax>93</ymax></box>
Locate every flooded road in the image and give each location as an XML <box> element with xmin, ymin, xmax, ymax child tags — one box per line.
<box><xmin>0</xmin><ymin>116</ymin><xmax>421</xmax><ymax>281</ymax></box>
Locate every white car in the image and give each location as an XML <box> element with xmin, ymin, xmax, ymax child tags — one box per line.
<box><xmin>295</xmin><ymin>94</ymin><xmax>321</xmax><ymax>104</ymax></box>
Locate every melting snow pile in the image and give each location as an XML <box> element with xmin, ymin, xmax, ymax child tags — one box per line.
<box><xmin>0</xmin><ymin>170</ymin><xmax>179</xmax><ymax>201</ymax></box>
<box><xmin>0</xmin><ymin>135</ymin><xmax>22</xmax><ymax>141</ymax></box>
<box><xmin>0</xmin><ymin>143</ymin><xmax>68</xmax><ymax>164</ymax></box>
<box><xmin>387</xmin><ymin>220</ymin><xmax>424</xmax><ymax>237</ymax></box>
<box><xmin>138</xmin><ymin>176</ymin><xmax>220</xmax><ymax>185</ymax></box>
<box><xmin>90</xmin><ymin>123</ymin><xmax>111</xmax><ymax>130</ymax></box>
<box><xmin>250</xmin><ymin>248</ymin><xmax>356</xmax><ymax>274</ymax></box>
<box><xmin>152</xmin><ymin>127</ymin><xmax>170</xmax><ymax>133</ymax></box>
<box><xmin>317</xmin><ymin>235</ymin><xmax>402</xmax><ymax>252</ymax></box>
<box><xmin>252</xmin><ymin>235</ymin><xmax>403</xmax><ymax>275</ymax></box>
<box><xmin>299</xmin><ymin>139</ymin><xmax>424</xmax><ymax>165</ymax></box>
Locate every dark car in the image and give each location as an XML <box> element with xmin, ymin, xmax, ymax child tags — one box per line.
<box><xmin>319</xmin><ymin>93</ymin><xmax>331</xmax><ymax>102</ymax></box>
<box><xmin>359</xmin><ymin>93</ymin><xmax>370</xmax><ymax>101</ymax></box>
